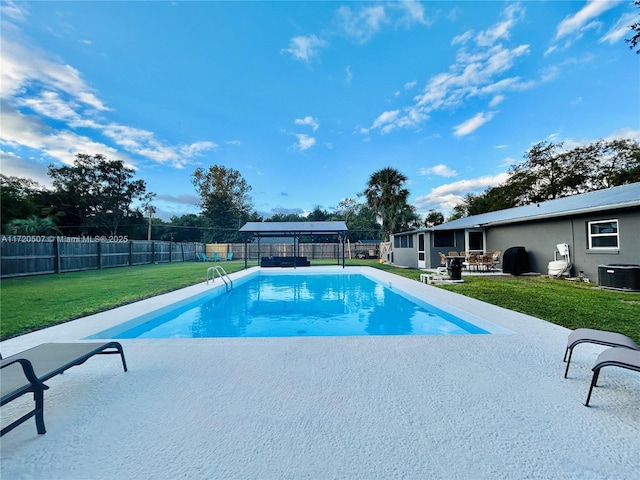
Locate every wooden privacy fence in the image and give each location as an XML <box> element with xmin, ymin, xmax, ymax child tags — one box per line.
<box><xmin>1</xmin><ymin>237</ymin><xmax>206</xmax><ymax>278</ymax></box>
<box><xmin>207</xmin><ymin>242</ymin><xmax>381</xmax><ymax>261</ymax></box>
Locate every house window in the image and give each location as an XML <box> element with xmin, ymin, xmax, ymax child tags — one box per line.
<box><xmin>588</xmin><ymin>219</ymin><xmax>619</xmax><ymax>249</ymax></box>
<box><xmin>393</xmin><ymin>234</ymin><xmax>414</xmax><ymax>248</ymax></box>
<box><xmin>433</xmin><ymin>231</ymin><xmax>454</xmax><ymax>248</ymax></box>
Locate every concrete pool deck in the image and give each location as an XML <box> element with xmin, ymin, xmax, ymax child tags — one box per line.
<box><xmin>1</xmin><ymin>267</ymin><xmax>639</xmax><ymax>479</ymax></box>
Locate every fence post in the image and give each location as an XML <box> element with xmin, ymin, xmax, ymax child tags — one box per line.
<box><xmin>55</xmin><ymin>237</ymin><xmax>61</xmax><ymax>274</ymax></box>
<box><xmin>181</xmin><ymin>243</ymin><xmax>185</xmax><ymax>262</ymax></box>
<box><xmin>129</xmin><ymin>240</ymin><xmax>133</xmax><ymax>266</ymax></box>
<box><xmin>98</xmin><ymin>240</ymin><xmax>103</xmax><ymax>269</ymax></box>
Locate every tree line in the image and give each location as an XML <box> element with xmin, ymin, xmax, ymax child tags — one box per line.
<box><xmin>449</xmin><ymin>139</ymin><xmax>639</xmax><ymax>219</ymax></box>
<box><xmin>2</xmin><ymin>137</ymin><xmax>638</xmax><ymax>243</ymax></box>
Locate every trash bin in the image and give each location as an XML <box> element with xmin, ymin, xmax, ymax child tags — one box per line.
<box><xmin>449</xmin><ymin>258</ymin><xmax>462</xmax><ymax>281</ymax></box>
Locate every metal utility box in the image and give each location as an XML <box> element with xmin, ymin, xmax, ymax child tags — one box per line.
<box><xmin>598</xmin><ymin>264</ymin><xmax>640</xmax><ymax>292</ymax></box>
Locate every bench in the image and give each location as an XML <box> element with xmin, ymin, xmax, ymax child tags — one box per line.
<box><xmin>1</xmin><ymin>342</ymin><xmax>127</xmax><ymax>436</ymax></box>
<box><xmin>260</xmin><ymin>256</ymin><xmax>311</xmax><ymax>267</ymax></box>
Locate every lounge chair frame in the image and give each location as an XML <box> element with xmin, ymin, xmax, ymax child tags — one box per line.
<box><xmin>584</xmin><ymin>347</ymin><xmax>640</xmax><ymax>406</ymax></box>
<box><xmin>563</xmin><ymin>328</ymin><xmax>639</xmax><ymax>378</ymax></box>
<box><xmin>1</xmin><ymin>342</ymin><xmax>127</xmax><ymax>436</ymax></box>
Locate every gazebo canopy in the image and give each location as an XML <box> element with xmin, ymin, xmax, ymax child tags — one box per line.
<box><xmin>239</xmin><ymin>221</ymin><xmax>349</xmax><ymax>267</ymax></box>
<box><xmin>239</xmin><ymin>221</ymin><xmax>348</xmax><ymax>237</ymax></box>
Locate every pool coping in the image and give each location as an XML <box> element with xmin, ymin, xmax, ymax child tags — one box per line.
<box><xmin>83</xmin><ymin>266</ymin><xmax>514</xmax><ymax>339</ymax></box>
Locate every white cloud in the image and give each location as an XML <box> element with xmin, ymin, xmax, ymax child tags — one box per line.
<box><xmin>475</xmin><ymin>3</ymin><xmax>524</xmax><ymax>47</ymax></box>
<box><xmin>281</xmin><ymin>34</ymin><xmax>327</xmax><ymax>62</ymax></box>
<box><xmin>371</xmin><ymin>109</ymin><xmax>400</xmax><ymax>129</ymax></box>
<box><xmin>0</xmin><ymin>150</ymin><xmax>52</xmax><ymax>186</ymax></box>
<box><xmin>413</xmin><ymin>173</ymin><xmax>510</xmax><ymax>214</ymax></box>
<box><xmin>0</xmin><ymin>108</ymin><xmax>120</xmax><ymax>165</ymax></box>
<box><xmin>451</xmin><ymin>30</ymin><xmax>474</xmax><ymax>46</ymax></box>
<box><xmin>540</xmin><ymin>65</ymin><xmax>561</xmax><ymax>83</ymax></box>
<box><xmin>489</xmin><ymin>95</ymin><xmax>505</xmax><ymax>107</ymax></box>
<box><xmin>293</xmin><ymin>133</ymin><xmax>316</xmax><ymax>151</ymax></box>
<box><xmin>600</xmin><ymin>12</ymin><xmax>639</xmax><ymax>44</ymax></box>
<box><xmin>0</xmin><ymin>1</ymin><xmax>29</xmax><ymax>24</ymax></box>
<box><xmin>561</xmin><ymin>128</ymin><xmax>640</xmax><ymax>151</ymax></box>
<box><xmin>0</xmin><ymin>17</ymin><xmax>218</xmax><ymax>171</ymax></box>
<box><xmin>555</xmin><ymin>0</ymin><xmax>621</xmax><ymax>40</ymax></box>
<box><xmin>367</xmin><ymin>4</ymin><xmax>531</xmax><ymax>136</ymax></box>
<box><xmin>295</xmin><ymin>116</ymin><xmax>320</xmax><ymax>131</ymax></box>
<box><xmin>345</xmin><ymin>65</ymin><xmax>353</xmax><ymax>84</ymax></box>
<box><xmin>395</xmin><ymin>0</ymin><xmax>430</xmax><ymax>26</ymax></box>
<box><xmin>453</xmin><ymin>111</ymin><xmax>496</xmax><ymax>137</ymax></box>
<box><xmin>337</xmin><ymin>5</ymin><xmax>389</xmax><ymax>44</ymax></box>
<box><xmin>419</xmin><ymin>164</ymin><xmax>458</xmax><ymax>177</ymax></box>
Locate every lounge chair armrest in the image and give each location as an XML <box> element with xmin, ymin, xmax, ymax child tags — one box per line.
<box><xmin>1</xmin><ymin>358</ymin><xmax>50</xmax><ymax>399</ymax></box>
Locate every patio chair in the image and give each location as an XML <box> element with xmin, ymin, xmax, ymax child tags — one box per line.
<box><xmin>226</xmin><ymin>252</ymin><xmax>233</xmax><ymax>261</ymax></box>
<box><xmin>213</xmin><ymin>252</ymin><xmax>221</xmax><ymax>262</ymax></box>
<box><xmin>197</xmin><ymin>253</ymin><xmax>211</xmax><ymax>262</ymax></box>
<box><xmin>491</xmin><ymin>251</ymin><xmax>501</xmax><ymax>269</ymax></box>
<box><xmin>1</xmin><ymin>342</ymin><xmax>127</xmax><ymax>436</ymax></box>
<box><xmin>563</xmin><ymin>328</ymin><xmax>639</xmax><ymax>378</ymax></box>
<box><xmin>584</xmin><ymin>347</ymin><xmax>640</xmax><ymax>406</ymax></box>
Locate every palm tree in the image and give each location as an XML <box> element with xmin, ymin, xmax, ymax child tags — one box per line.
<box><xmin>8</xmin><ymin>216</ymin><xmax>61</xmax><ymax>235</ymax></box>
<box><xmin>363</xmin><ymin>167</ymin><xmax>412</xmax><ymax>241</ymax></box>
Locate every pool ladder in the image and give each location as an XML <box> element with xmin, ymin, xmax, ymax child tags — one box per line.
<box><xmin>206</xmin><ymin>266</ymin><xmax>233</xmax><ymax>291</ymax></box>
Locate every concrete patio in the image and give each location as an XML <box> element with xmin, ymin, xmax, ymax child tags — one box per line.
<box><xmin>1</xmin><ymin>269</ymin><xmax>638</xmax><ymax>479</ymax></box>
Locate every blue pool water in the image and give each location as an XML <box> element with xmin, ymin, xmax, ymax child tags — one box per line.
<box><xmin>94</xmin><ymin>273</ymin><xmax>489</xmax><ymax>338</ymax></box>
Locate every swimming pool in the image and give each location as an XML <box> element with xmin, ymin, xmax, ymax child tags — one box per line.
<box><xmin>89</xmin><ymin>270</ymin><xmax>499</xmax><ymax>338</ymax></box>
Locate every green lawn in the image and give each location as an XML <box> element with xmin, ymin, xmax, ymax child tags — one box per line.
<box><xmin>1</xmin><ymin>260</ymin><xmax>639</xmax><ymax>343</ymax></box>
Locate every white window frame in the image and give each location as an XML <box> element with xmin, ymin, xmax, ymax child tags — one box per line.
<box><xmin>588</xmin><ymin>219</ymin><xmax>619</xmax><ymax>249</ymax></box>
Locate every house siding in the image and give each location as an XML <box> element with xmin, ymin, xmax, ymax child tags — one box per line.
<box><xmin>487</xmin><ymin>207</ymin><xmax>639</xmax><ymax>280</ymax></box>
<box><xmin>389</xmin><ymin>184</ymin><xmax>639</xmax><ymax>278</ymax></box>
<box><xmin>572</xmin><ymin>208</ymin><xmax>640</xmax><ymax>279</ymax></box>
<box><xmin>389</xmin><ymin>231</ymin><xmax>434</xmax><ymax>269</ymax></box>
<box><xmin>487</xmin><ymin>219</ymin><xmax>572</xmax><ymax>275</ymax></box>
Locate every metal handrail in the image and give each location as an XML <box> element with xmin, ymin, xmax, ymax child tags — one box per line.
<box><xmin>206</xmin><ymin>265</ymin><xmax>233</xmax><ymax>291</ymax></box>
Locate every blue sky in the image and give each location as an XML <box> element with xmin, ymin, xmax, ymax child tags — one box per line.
<box><xmin>1</xmin><ymin>1</ymin><xmax>639</xmax><ymax>221</ymax></box>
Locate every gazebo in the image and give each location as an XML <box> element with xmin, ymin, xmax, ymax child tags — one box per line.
<box><xmin>239</xmin><ymin>221</ymin><xmax>349</xmax><ymax>268</ymax></box>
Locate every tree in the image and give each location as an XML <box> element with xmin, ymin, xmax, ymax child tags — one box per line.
<box><xmin>306</xmin><ymin>206</ymin><xmax>330</xmax><ymax>222</ymax></box>
<box><xmin>140</xmin><ymin>192</ymin><xmax>157</xmax><ymax>240</ymax></box>
<box><xmin>425</xmin><ymin>210</ymin><xmax>444</xmax><ymax>227</ymax></box>
<box><xmin>627</xmin><ymin>1</ymin><xmax>640</xmax><ymax>53</ymax></box>
<box><xmin>158</xmin><ymin>214</ymin><xmax>208</xmax><ymax>242</ymax></box>
<box><xmin>451</xmin><ymin>138</ymin><xmax>640</xmax><ymax>217</ymax></box>
<box><xmin>268</xmin><ymin>212</ymin><xmax>305</xmax><ymax>222</ymax></box>
<box><xmin>363</xmin><ymin>167</ymin><xmax>415</xmax><ymax>240</ymax></box>
<box><xmin>47</xmin><ymin>153</ymin><xmax>148</xmax><ymax>236</ymax></box>
<box><xmin>0</xmin><ymin>175</ymin><xmax>48</xmax><ymax>231</ymax></box>
<box><xmin>8</xmin><ymin>216</ymin><xmax>61</xmax><ymax>235</ymax></box>
<box><xmin>592</xmin><ymin>139</ymin><xmax>640</xmax><ymax>187</ymax></box>
<box><xmin>191</xmin><ymin>165</ymin><xmax>254</xmax><ymax>243</ymax></box>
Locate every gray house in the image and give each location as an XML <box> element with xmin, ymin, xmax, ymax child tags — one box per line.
<box><xmin>389</xmin><ymin>182</ymin><xmax>640</xmax><ymax>281</ymax></box>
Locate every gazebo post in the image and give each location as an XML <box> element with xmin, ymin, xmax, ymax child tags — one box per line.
<box><xmin>244</xmin><ymin>234</ymin><xmax>248</xmax><ymax>269</ymax></box>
